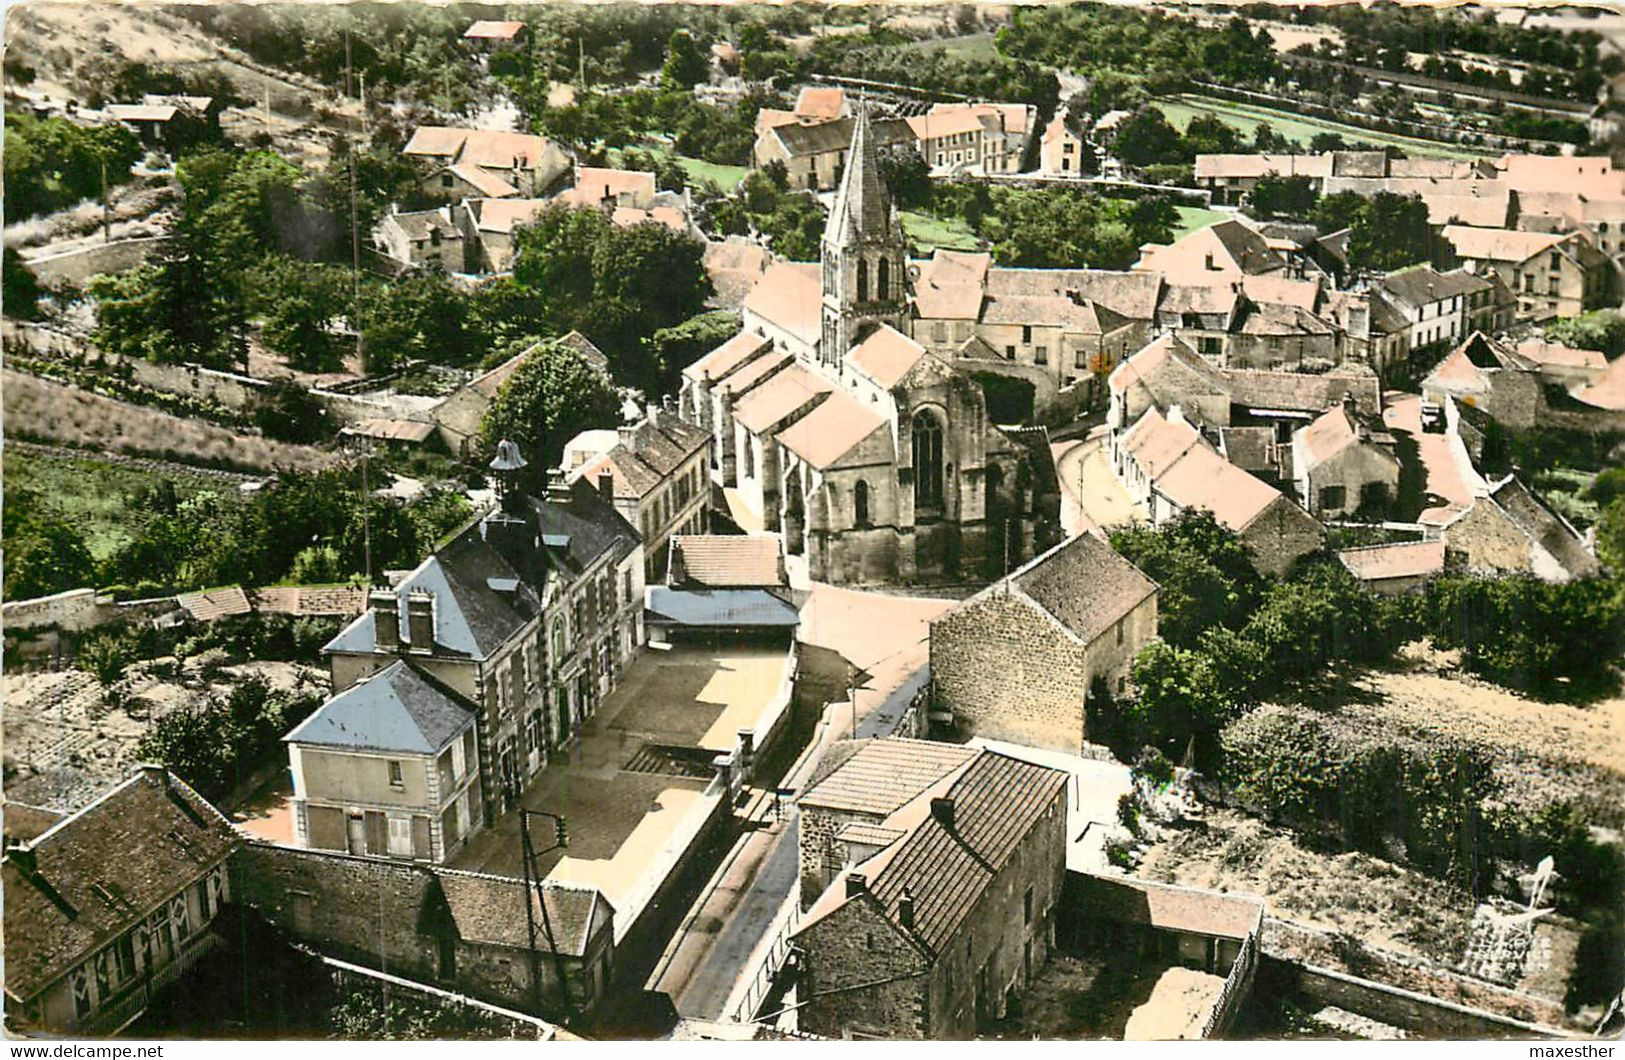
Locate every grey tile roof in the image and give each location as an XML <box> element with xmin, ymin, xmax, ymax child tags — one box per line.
<box><xmin>799</xmin><ymin>738</ymin><xmax>978</xmax><ymax>816</ymax></box>
<box><xmin>3</xmin><ymin>768</ymin><xmax>239</xmax><ymax>1001</ymax></box>
<box><xmin>824</xmin><ymin>105</ymin><xmax>895</xmax><ymax>247</ymax></box>
<box><xmin>436</xmin><ymin>871</ymin><xmax>609</xmax><ymax>957</ymax></box>
<box><xmin>645</xmin><ymin>587</ymin><xmax>800</xmax><ymax>628</ymax></box>
<box><xmin>533</xmin><ymin>477</ymin><xmax>641</xmax><ymax>578</ymax></box>
<box><xmin>1012</xmin><ymin>531</ymin><xmax>1158</xmax><ymax>644</ymax></box>
<box><xmin>1379</xmin><ymin>265</ymin><xmax>1490</xmax><ymax>310</ymax></box>
<box><xmin>284</xmin><ymin>660</ymin><xmax>477</xmax><ymax>755</ymax></box>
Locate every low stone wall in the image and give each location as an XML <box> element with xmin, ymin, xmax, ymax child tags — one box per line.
<box><xmin>2</xmin><ymin>587</ymin><xmax>180</xmax><ymax>634</ymax></box>
<box><xmin>321</xmin><ymin>955</ymin><xmax>558</xmax><ymax>1040</ymax></box>
<box><xmin>22</xmin><ymin>236</ymin><xmax>169</xmax><ymax>285</ymax></box>
<box><xmin>1279</xmin><ymin>960</ymin><xmax>1569</xmax><ymax>1040</ymax></box>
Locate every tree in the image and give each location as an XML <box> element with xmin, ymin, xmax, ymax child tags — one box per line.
<box><xmin>1545</xmin><ymin>310</ymin><xmax>1625</xmax><ymax>358</ymax></box>
<box><xmin>254</xmin><ymin>257</ymin><xmax>350</xmax><ymax>371</ymax></box>
<box><xmin>2</xmin><ymin>487</ymin><xmax>97</xmax><ymax>601</ymax></box>
<box><xmin>1248</xmin><ymin>175</ymin><xmax>1319</xmax><ymax>219</ymax></box>
<box><xmin>1126</xmin><ymin>640</ymin><xmax>1232</xmax><ymax>753</ymax></box>
<box><xmin>1112</xmin><ymin>107</ymin><xmax>1188</xmax><ymax>169</ymax></box>
<box><xmin>642</xmin><ymin>310</ymin><xmax>741</xmax><ymax>394</ymax></box>
<box><xmin>661</xmin><ymin>29</ymin><xmax>709</xmax><ymax>90</ymax></box>
<box><xmin>254</xmin><ymin>381</ymin><xmax>334</xmax><ymax>444</ymax></box>
<box><xmin>1311</xmin><ymin>191</ymin><xmax>1431</xmax><ymax>273</ymax></box>
<box><xmin>1109</xmin><ymin>511</ymin><xmax>1264</xmax><ymax>647</ymax></box>
<box><xmin>878</xmin><ymin>147</ymin><xmax>932</xmax><ymax>212</ymax></box>
<box><xmin>478</xmin><ymin>337</ymin><xmax>621</xmax><ymax>472</ymax></box>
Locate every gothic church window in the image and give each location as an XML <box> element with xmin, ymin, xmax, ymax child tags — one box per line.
<box><xmin>912</xmin><ymin>411</ymin><xmax>944</xmax><ymax>510</ymax></box>
<box><xmin>858</xmin><ymin>259</ymin><xmax>869</xmax><ymax>302</ymax></box>
<box><xmin>877</xmin><ymin>258</ymin><xmax>890</xmax><ymax>301</ymax></box>
<box><xmin>854</xmin><ymin>480</ymin><xmax>871</xmax><ymax>528</ymax></box>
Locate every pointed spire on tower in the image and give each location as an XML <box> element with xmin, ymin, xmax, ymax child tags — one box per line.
<box><xmin>823</xmin><ymin>96</ymin><xmax>893</xmax><ymax>248</ymax></box>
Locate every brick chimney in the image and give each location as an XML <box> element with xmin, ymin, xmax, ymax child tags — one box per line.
<box><xmin>370</xmin><ymin>589</ymin><xmax>400</xmax><ymax>649</ymax></box>
<box><xmin>898</xmin><ymin>888</ymin><xmax>915</xmax><ymax>929</ymax></box>
<box><xmin>618</xmin><ymin>423</ymin><xmax>639</xmax><ymax>455</ymax></box>
<box><xmin>405</xmin><ymin>590</ymin><xmax>436</xmax><ymax>653</ymax></box>
<box><xmin>597</xmin><ymin>466</ymin><xmax>616</xmax><ymax>504</ymax></box>
<box><xmin>930</xmin><ymin>796</ymin><xmax>955</xmax><ymax>830</ymax></box>
<box><xmin>845</xmin><ymin>872</ymin><xmax>868</xmax><ymax>899</ymax></box>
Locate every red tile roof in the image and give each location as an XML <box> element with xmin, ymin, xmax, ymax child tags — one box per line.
<box><xmin>799</xmin><ymin>738</ymin><xmax>978</xmax><ymax>815</ymax></box>
<box><xmin>668</xmin><ymin>534</ymin><xmax>785</xmax><ymax>588</ymax></box>
<box><xmin>1337</xmin><ymin>540</ymin><xmax>1446</xmax><ymax>582</ymax></box>
<box><xmin>847</xmin><ymin>325</ymin><xmax>926</xmax><ymax>388</ymax></box>
<box><xmin>732</xmin><ymin>364</ymin><xmax>832</xmax><ymax>433</ymax></box>
<box><xmin>776</xmin><ymin>389</ymin><xmax>888</xmax><ymax>471</ymax></box>
<box><xmin>684</xmin><ymin>331</ymin><xmax>774</xmax><ymax>383</ymax></box>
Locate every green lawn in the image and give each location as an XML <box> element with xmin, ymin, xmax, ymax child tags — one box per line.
<box><xmin>902</xmin><ymin>33</ymin><xmax>1000</xmax><ymax>62</ymax></box>
<box><xmin>1154</xmin><ymin>94</ymin><xmax>1493</xmax><ymax>161</ymax></box>
<box><xmin>606</xmin><ymin>145</ymin><xmax>749</xmax><ymax>191</ymax></box>
<box><xmin>1172</xmin><ymin>204</ymin><xmax>1228</xmax><ymax>239</ymax></box>
<box><xmin>900</xmin><ymin>210</ymin><xmax>982</xmax><ymax>253</ymax></box>
<box><xmin>4</xmin><ymin>449</ymin><xmax>243</xmax><ymax>562</ymax></box>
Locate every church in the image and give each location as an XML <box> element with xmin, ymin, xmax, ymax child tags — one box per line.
<box><xmin>680</xmin><ymin>106</ymin><xmax>1059</xmax><ymax>586</ymax></box>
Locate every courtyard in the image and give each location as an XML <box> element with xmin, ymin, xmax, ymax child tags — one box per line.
<box><xmin>449</xmin><ymin>643</ymin><xmax>793</xmax><ymax>938</ymax></box>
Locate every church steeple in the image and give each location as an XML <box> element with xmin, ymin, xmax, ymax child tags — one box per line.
<box><xmin>820</xmin><ymin>101</ymin><xmax>907</xmax><ymax>368</ymax></box>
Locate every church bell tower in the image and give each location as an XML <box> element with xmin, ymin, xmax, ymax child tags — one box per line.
<box><xmin>819</xmin><ymin>102</ymin><xmax>908</xmax><ymax>368</ymax></box>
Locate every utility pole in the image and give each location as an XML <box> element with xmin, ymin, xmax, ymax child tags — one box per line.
<box><xmin>360</xmin><ymin>440</ymin><xmax>373</xmax><ymax>584</ymax></box>
<box><xmin>518</xmin><ymin>809</ymin><xmax>574</xmax><ymax>1022</ymax></box>
<box><xmin>99</xmin><ymin>154</ymin><xmax>110</xmax><ymax>243</ymax></box>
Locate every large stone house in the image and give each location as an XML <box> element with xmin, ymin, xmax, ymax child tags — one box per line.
<box><xmin>1289</xmin><ymin>399</ymin><xmax>1401</xmax><ymax>519</ymax></box>
<box><xmin>1443</xmin><ymin>225</ymin><xmax>1611</xmax><ymax>322</ymax></box>
<box><xmin>320</xmin><ymin>464</ymin><xmax>642</xmax><ymax>827</ymax></box>
<box><xmin>792</xmin><ymin>743</ymin><xmax>1069</xmax><ymax>1039</ymax></box>
<box><xmin>371</xmin><ymin>205</ymin><xmax>466</xmax><ymax>273</ymax></box>
<box><xmin>929</xmin><ymin>532</ymin><xmax>1158</xmax><ymax>753</ymax></box>
<box><xmin>3</xmin><ymin>768</ymin><xmax>238</xmax><ymax>1035</ymax></box>
<box><xmin>285</xmin><ymin>660</ymin><xmax>484</xmax><ymax>864</ymax></box>
<box><xmin>403</xmin><ymin>127</ymin><xmax>571</xmax><ymax>202</ymax></box>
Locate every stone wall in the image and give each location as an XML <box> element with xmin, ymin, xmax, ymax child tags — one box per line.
<box><xmin>1240</xmin><ymin>498</ymin><xmax>1325</xmax><ymax>578</ymax></box>
<box><xmin>795</xmin><ymin>895</ymin><xmax>928</xmax><ymax>1038</ymax></box>
<box><xmin>22</xmin><ymin>236</ymin><xmax>168</xmax><ymax>286</ymax></box>
<box><xmin>1282</xmin><ymin>961</ymin><xmax>1566</xmax><ymax>1040</ymax></box>
<box><xmin>1442</xmin><ymin>499</ymin><xmax>1531</xmax><ymax>574</ymax></box>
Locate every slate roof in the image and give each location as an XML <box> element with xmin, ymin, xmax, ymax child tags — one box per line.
<box><xmin>1219</xmin><ymin>426</ymin><xmax>1276</xmax><ymax>473</ymax></box>
<box><xmin>840</xmin><ymin>751</ymin><xmax>1068</xmax><ymax>955</ymax></box>
<box><xmin>644</xmin><ymin>587</ymin><xmax>800</xmax><ymax>628</ymax></box>
<box><xmin>3</xmin><ymin>768</ymin><xmax>239</xmax><ymax>1001</ymax></box>
<box><xmin>668</xmin><ymin>534</ymin><xmax>785</xmax><ymax>588</ymax></box>
<box><xmin>1008</xmin><ymin>531</ymin><xmax>1158</xmax><ymax>645</ymax></box>
<box><xmin>437</xmin><ymin>872</ymin><xmax>608</xmax><ymax>957</ymax></box>
<box><xmin>799</xmin><ymin>738</ymin><xmax>978</xmax><ymax>816</ymax></box>
<box><xmin>383</xmin><ymin>208</ymin><xmax>463</xmax><ymax>242</ymax></box>
<box><xmin>769</xmin><ymin>115</ymin><xmax>913</xmax><ymax>158</ymax></box>
<box><xmin>284</xmin><ymin>660</ymin><xmax>476</xmax><ymax>755</ymax></box>
<box><xmin>1379</xmin><ymin>266</ymin><xmax>1491</xmax><ymax>310</ymax></box>
<box><xmin>1485</xmin><ymin>477</ymin><xmax>1599</xmax><ymax>580</ymax></box>
<box><xmin>776</xmin><ymin>389</ymin><xmax>888</xmax><ymax>470</ymax></box>
<box><xmin>533</xmin><ymin>477</ymin><xmax>642</xmax><ymax>579</ymax></box>
<box><xmin>324</xmin><ymin>519</ymin><xmax>542</xmax><ymax>661</ymax></box>
<box><xmin>576</xmin><ymin>411</ymin><xmax>709</xmax><ymax>501</ymax></box>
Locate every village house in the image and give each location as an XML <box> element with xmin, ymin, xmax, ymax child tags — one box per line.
<box><xmin>3</xmin><ymin>768</ymin><xmax>238</xmax><ymax>1035</ymax></box>
<box><xmin>105</xmin><ymin>94</ymin><xmax>221</xmax><ymax>153</ymax></box>
<box><xmin>1374</xmin><ymin>265</ymin><xmax>1497</xmax><ymax>366</ymax></box>
<box><xmin>908</xmin><ymin>102</ymin><xmax>1035</xmax><ymax>176</ymax></box>
<box><xmin>552</xmin><ymin>166</ymin><xmax>689</xmax><ymax>231</ymax></box>
<box><xmin>1195</xmin><ymin>151</ymin><xmax>1336</xmax><ymax>207</ymax></box>
<box><xmin>1441</xmin><ymin>475</ymin><xmax>1599</xmax><ymax>582</ymax></box>
<box><xmin>929</xmin><ymin>531</ymin><xmax>1158</xmax><ymax>753</ymax></box>
<box><xmin>1111</xmin><ymin>406</ymin><xmax>1323</xmax><ymax>576</ymax></box>
<box><xmin>1513</xmin><ymin>338</ymin><xmax>1610</xmax><ymax>391</ymax></box>
<box><xmin>1289</xmin><ymin>398</ymin><xmax>1401</xmax><ymax>519</ymax></box>
<box><xmin>284</xmin><ymin>660</ymin><xmax>484</xmax><ymax>864</ymax></box>
<box><xmin>1107</xmin><ymin>334</ymin><xmax>1233</xmax><ymax>432</ymax></box>
<box><xmin>1336</xmin><ymin>540</ymin><xmax>1448</xmax><ymax>594</ymax></box>
<box><xmin>792</xmin><ymin>743</ymin><xmax>1069</xmax><ymax>1039</ymax></box>
<box><xmin>1039</xmin><ymin>111</ymin><xmax>1087</xmax><ymax>176</ymax></box>
<box><xmin>1420</xmin><ymin>331</ymin><xmax>1548</xmax><ymax>430</ymax></box>
<box><xmin>403</xmin><ymin>127</ymin><xmax>571</xmax><ymax>202</ymax></box>
<box><xmin>455</xmin><ymin>197</ymin><xmax>550</xmax><ymax>273</ymax></box>
<box><xmin>1442</xmin><ymin>225</ymin><xmax>1611</xmax><ymax>322</ymax></box>
<box><xmin>752</xmin><ymin>111</ymin><xmax>914</xmax><ymax>192</ymax></box>
<box><xmin>563</xmin><ymin>406</ymin><xmax>712</xmax><ymax>579</ymax></box>
<box><xmin>372</xmin><ymin>204</ymin><xmax>465</xmax><ymax>273</ymax></box>
<box><xmin>666</xmin><ymin>533</ymin><xmax>786</xmax><ymax>590</ymax></box>
<box><xmin>462</xmin><ymin>19</ymin><xmax>526</xmax><ymax>48</ymax></box>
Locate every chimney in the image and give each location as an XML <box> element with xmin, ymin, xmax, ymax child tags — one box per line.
<box><xmin>371</xmin><ymin>589</ymin><xmax>400</xmax><ymax>649</ymax></box>
<box><xmin>1168</xmin><ymin>403</ymin><xmax>1188</xmax><ymax>428</ymax></box>
<box><xmin>7</xmin><ymin>844</ymin><xmax>36</xmax><ymax>876</ymax></box>
<box><xmin>406</xmin><ymin>590</ymin><xmax>436</xmax><ymax>652</ymax></box>
<box><xmin>545</xmin><ymin>469</ymin><xmax>572</xmax><ymax>503</ymax></box>
<box><xmin>618</xmin><ymin>423</ymin><xmax>639</xmax><ymax>455</ymax></box>
<box><xmin>597</xmin><ymin>466</ymin><xmax>615</xmax><ymax>504</ymax></box>
<box><xmin>662</xmin><ymin>393</ymin><xmax>676</xmax><ymax>414</ymax></box>
<box><xmin>845</xmin><ymin>872</ymin><xmax>868</xmax><ymax>899</ymax></box>
<box><xmin>930</xmin><ymin>796</ymin><xmax>955</xmax><ymax>830</ymax></box>
<box><xmin>898</xmin><ymin>888</ymin><xmax>915</xmax><ymax>930</ymax></box>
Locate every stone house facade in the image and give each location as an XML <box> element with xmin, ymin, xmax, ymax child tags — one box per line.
<box><xmin>1290</xmin><ymin>401</ymin><xmax>1401</xmax><ymax>519</ymax></box>
<box><xmin>930</xmin><ymin>532</ymin><xmax>1159</xmax><ymax>753</ymax></box>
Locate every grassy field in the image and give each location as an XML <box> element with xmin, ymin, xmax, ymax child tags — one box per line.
<box><xmin>606</xmin><ymin>146</ymin><xmax>750</xmax><ymax>191</ymax></box>
<box><xmin>900</xmin><ymin>32</ymin><xmax>1000</xmax><ymax>62</ymax></box>
<box><xmin>900</xmin><ymin>209</ymin><xmax>982</xmax><ymax>253</ymax></box>
<box><xmin>1154</xmin><ymin>94</ymin><xmax>1493</xmax><ymax>161</ymax></box>
<box><xmin>1171</xmin><ymin>204</ymin><xmax>1228</xmax><ymax>238</ymax></box>
<box><xmin>4</xmin><ymin>447</ymin><xmax>245</xmax><ymax>562</ymax></box>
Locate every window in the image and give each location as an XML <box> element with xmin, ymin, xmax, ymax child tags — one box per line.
<box><xmin>933</xmin><ymin>320</ymin><xmax>948</xmax><ymax>343</ymax></box>
<box><xmin>1319</xmin><ymin>485</ymin><xmax>1347</xmax><ymax>511</ymax></box>
<box><xmin>1075</xmin><ymin>347</ymin><xmax>1089</xmax><ymax>369</ymax></box>
<box><xmin>1034</xmin><ymin>346</ymin><xmax>1048</xmax><ymax>365</ymax></box>
<box><xmin>1116</xmin><ymin>618</ymin><xmax>1124</xmax><ymax>646</ymax></box>
<box><xmin>857</xmin><ymin>258</ymin><xmax>869</xmax><ymax>302</ymax></box>
<box><xmin>1004</xmin><ymin>345</ymin><xmax>1016</xmax><ymax>360</ymax></box>
<box><xmin>743</xmin><ymin>435</ymin><xmax>755</xmax><ymax>479</ymax></box>
<box><xmin>440</xmin><ymin>173</ymin><xmax>453</xmax><ymax>189</ymax></box>
<box><xmin>912</xmin><ymin>411</ymin><xmax>944</xmax><ymax>510</ymax></box>
<box><xmin>1024</xmin><ymin>886</ymin><xmax>1035</xmax><ymax>925</ymax></box>
<box><xmin>1550</xmin><ymin>252</ymin><xmax>1560</xmax><ymax>271</ymax></box>
<box><xmin>854</xmin><ymin>480</ymin><xmax>871</xmax><ymax>529</ymax></box>
<box><xmin>622</xmin><ymin>570</ymin><xmax>632</xmax><ymax>603</ymax></box>
<box><xmin>877</xmin><ymin>257</ymin><xmax>890</xmax><ymax>301</ymax></box>
<box><xmin>1022</xmin><ymin>325</ymin><xmax>1033</xmax><ymax>344</ymax></box>
<box><xmin>451</xmin><ymin>733</ymin><xmax>466</xmax><ymax>779</ymax></box>
<box><xmin>388</xmin><ymin>760</ymin><xmax>404</xmax><ymax>789</ymax></box>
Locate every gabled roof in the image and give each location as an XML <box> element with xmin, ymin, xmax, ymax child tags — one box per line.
<box><xmin>1139</xmin><ymin>220</ymin><xmax>1286</xmax><ymax>281</ymax></box>
<box><xmin>1292</xmin><ymin>403</ymin><xmax>1363</xmax><ymax>471</ymax></box>
<box><xmin>405</xmin><ymin>127</ymin><xmax>557</xmax><ymax>171</ymax></box>
<box><xmin>1070</xmin><ymin>873</ymin><xmax>1262</xmax><ymax>940</ymax></box>
<box><xmin>732</xmin><ymin>364</ymin><xmax>832</xmax><ymax>433</ymax></box>
<box><xmin>668</xmin><ymin>534</ymin><xmax>785</xmax><ymax>588</ymax></box>
<box><xmin>1575</xmin><ymin>353</ymin><xmax>1625</xmax><ymax>411</ymax></box>
<box><xmin>1442</xmin><ymin>224</ymin><xmax>1569</xmax><ymax>265</ymax></box>
<box><xmin>533</xmin><ymin>477</ymin><xmax>642</xmax><ymax>577</ymax></box>
<box><xmin>1007</xmin><ymin>531</ymin><xmax>1158</xmax><ymax>645</ymax></box>
<box><xmin>985</xmin><ymin>268</ymin><xmax>1161</xmax><ymax>322</ymax></box>
<box><xmin>464</xmin><ymin>20</ymin><xmax>525</xmax><ymax>40</ymax></box>
<box><xmin>1108</xmin><ymin>334</ymin><xmax>1228</xmax><ymax>405</ymax></box>
<box><xmin>799</xmin><ymin>738</ymin><xmax>978</xmax><ymax>816</ymax></box>
<box><xmin>285</xmin><ymin>660</ymin><xmax>476</xmax><ymax>755</ymax></box>
<box><xmin>3</xmin><ymin>768</ymin><xmax>238</xmax><ymax>1002</ymax></box>
<box><xmin>1156</xmin><ymin>441</ymin><xmax>1284</xmax><ymax>533</ymax></box>
<box><xmin>451</xmin><ymin>164</ymin><xmax>523</xmax><ymax>198</ymax></box>
<box><xmin>794</xmin><ymin>85</ymin><xmax>847</xmax><ymax>121</ymax></box>
<box><xmin>437</xmin><ymin>871</ymin><xmax>609</xmax><ymax>957</ymax></box>
<box><xmin>1223</xmin><ymin>368</ymin><xmax>1382</xmax><ymax>416</ymax></box>
<box><xmin>575</xmin><ymin>411</ymin><xmax>710</xmax><ymax>501</ymax></box>
<box><xmin>467</xmin><ymin>196</ymin><xmax>548</xmax><ymax>232</ymax></box>
<box><xmin>776</xmin><ymin>388</ymin><xmax>888</xmax><ymax>471</ymax></box>
<box><xmin>1122</xmin><ymin>405</ymin><xmax>1207</xmax><ymax>481</ymax></box>
<box><xmin>743</xmin><ymin>262</ymin><xmax>822</xmax><ymax>349</ymax></box>
<box><xmin>847</xmin><ymin>325</ymin><xmax>926</xmax><ymax>388</ymax></box>
<box><xmin>107</xmin><ymin>103</ymin><xmax>179</xmax><ymax>123</ymax></box>
<box><xmin>718</xmin><ymin>350</ymin><xmax>792</xmax><ymax>396</ymax></box>
<box><xmin>684</xmin><ymin>331</ymin><xmax>774</xmax><ymax>384</ymax></box>
<box><xmin>557</xmin><ymin>167</ymin><xmax>656</xmax><ymax>208</ymax></box>
<box><xmin>1193</xmin><ymin>152</ymin><xmax>1333</xmax><ymax>181</ymax></box>
<box><xmin>1379</xmin><ymin>265</ymin><xmax>1491</xmax><ymax>309</ymax></box>
<box><xmin>1483</xmin><ymin>476</ymin><xmax>1599</xmax><ymax>580</ymax></box>
<box><xmin>912</xmin><ymin>250</ymin><xmax>990</xmax><ymax>320</ymax></box>
<box><xmin>1515</xmin><ymin>340</ymin><xmax>1607</xmax><ymax>373</ymax></box>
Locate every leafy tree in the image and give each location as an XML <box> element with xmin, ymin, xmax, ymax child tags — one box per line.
<box><xmin>1311</xmin><ymin>191</ymin><xmax>1431</xmax><ymax>273</ymax></box>
<box><xmin>642</xmin><ymin>310</ymin><xmax>742</xmax><ymax>394</ymax></box>
<box><xmin>1598</xmin><ymin>499</ymin><xmax>1625</xmax><ymax>574</ymax></box>
<box><xmin>478</xmin><ymin>337</ymin><xmax>621</xmax><ymax>472</ymax></box>
<box><xmin>1112</xmin><ymin>107</ymin><xmax>1189</xmax><ymax>169</ymax></box>
<box><xmin>3</xmin><ymin>109</ymin><xmax>141</xmax><ymax>219</ymax></box>
<box><xmin>1126</xmin><ymin>640</ymin><xmax>1232</xmax><ymax>753</ymax></box>
<box><xmin>1109</xmin><ymin>511</ymin><xmax>1264</xmax><ymax>647</ymax></box>
<box><xmin>661</xmin><ymin>29</ymin><xmax>709</xmax><ymax>90</ymax></box>
<box><xmin>359</xmin><ymin>268</ymin><xmax>481</xmax><ymax>372</ymax></box>
<box><xmin>254</xmin><ymin>381</ymin><xmax>335</xmax><ymax>444</ymax></box>
<box><xmin>1545</xmin><ymin>310</ymin><xmax>1625</xmax><ymax>358</ymax></box>
<box><xmin>3</xmin><ymin>247</ymin><xmax>44</xmax><ymax>320</ymax></box>
<box><xmin>878</xmin><ymin>147</ymin><xmax>933</xmax><ymax>212</ymax></box>
<box><xmin>2</xmin><ymin>487</ymin><xmax>97</xmax><ymax>601</ymax></box>
<box><xmin>1249</xmin><ymin>175</ymin><xmax>1319</xmax><ymax>219</ymax></box>
<box><xmin>1182</xmin><ymin>113</ymin><xmax>1244</xmax><ymax>156</ymax></box>
<box><xmin>253</xmin><ymin>257</ymin><xmax>350</xmax><ymax>371</ymax></box>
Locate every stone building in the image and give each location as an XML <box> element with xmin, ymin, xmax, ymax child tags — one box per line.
<box><xmin>372</xmin><ymin>205</ymin><xmax>466</xmax><ymax>273</ymax></box>
<box><xmin>1289</xmin><ymin>399</ymin><xmax>1401</xmax><ymax>519</ymax></box>
<box><xmin>564</xmin><ymin>407</ymin><xmax>711</xmax><ymax>580</ymax></box>
<box><xmin>285</xmin><ymin>660</ymin><xmax>484</xmax><ymax>864</ymax></box>
<box><xmin>233</xmin><ymin>843</ymin><xmax>614</xmax><ymax>1022</ymax></box>
<box><xmin>1441</xmin><ymin>476</ymin><xmax>1599</xmax><ymax>582</ymax></box>
<box><xmin>403</xmin><ymin>127</ymin><xmax>571</xmax><ymax>203</ymax></box>
<box><xmin>1039</xmin><ymin>111</ymin><xmax>1088</xmax><ymax>176</ymax></box>
<box><xmin>1420</xmin><ymin>332</ymin><xmax>1547</xmax><ymax>430</ymax></box>
<box><xmin>1443</xmin><ymin>225</ymin><xmax>1611</xmax><ymax>322</ymax></box>
<box><xmin>682</xmin><ymin>105</ymin><xmax>1057</xmax><ymax>584</ymax></box>
<box><xmin>929</xmin><ymin>532</ymin><xmax>1158</xmax><ymax>753</ymax></box>
<box><xmin>792</xmin><ymin>746</ymin><xmax>1069</xmax><ymax>1039</ymax></box>
<box><xmin>3</xmin><ymin>768</ymin><xmax>238</xmax><ymax>1035</ymax></box>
